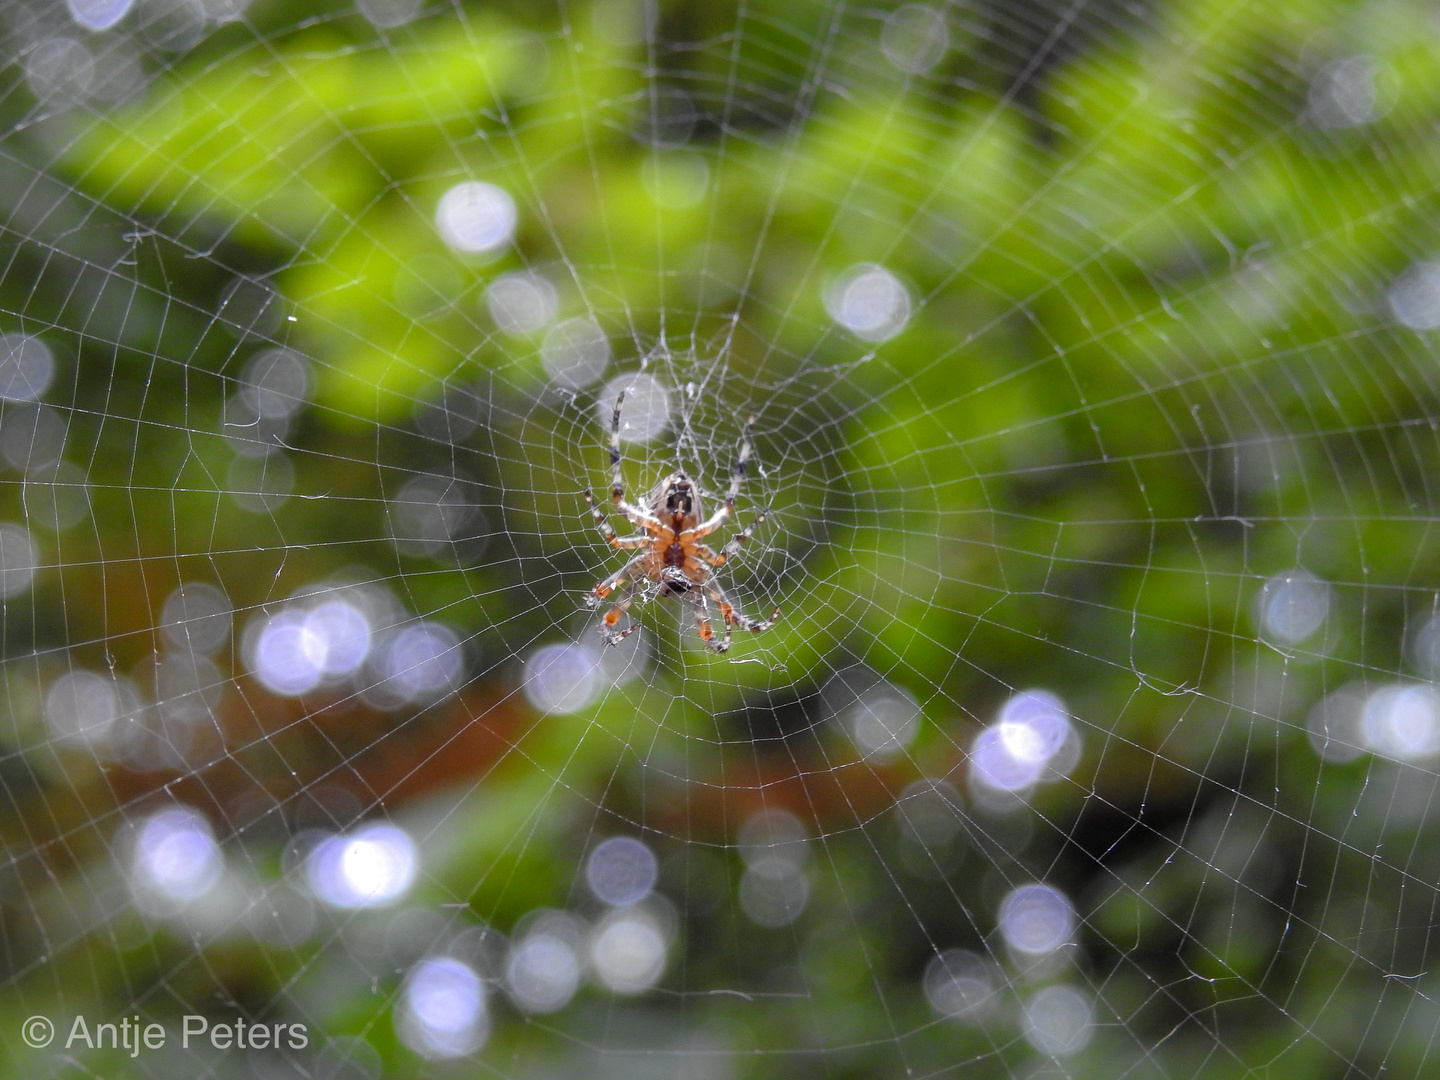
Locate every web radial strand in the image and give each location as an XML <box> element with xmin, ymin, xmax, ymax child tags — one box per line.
<box><xmin>0</xmin><ymin>1</ymin><xmax>1437</xmax><ymax>1078</ymax></box>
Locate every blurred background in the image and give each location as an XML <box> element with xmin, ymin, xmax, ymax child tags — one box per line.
<box><xmin>2</xmin><ymin>0</ymin><xmax>1440</xmax><ymax>1075</ymax></box>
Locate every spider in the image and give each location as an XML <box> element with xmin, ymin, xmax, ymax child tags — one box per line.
<box><xmin>581</xmin><ymin>391</ymin><xmax>780</xmax><ymax>653</ymax></box>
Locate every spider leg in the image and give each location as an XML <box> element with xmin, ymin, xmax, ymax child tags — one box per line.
<box><xmin>596</xmin><ymin>389</ymin><xmax>666</xmax><ymax>530</ymax></box>
<box><xmin>582</xmin><ymin>488</ymin><xmax>652</xmax><ymax>550</ymax></box>
<box><xmin>586</xmin><ymin>554</ymin><xmax>646</xmax><ymax>610</ymax></box>
<box><xmin>691</xmin><ymin>413</ymin><xmax>756</xmax><ymax>539</ymax></box>
<box><xmin>608</xmin><ymin>390</ymin><xmax>627</xmax><ymax>504</ymax></box>
<box><xmin>707</xmin><ymin>580</ymin><xmax>781</xmax><ymax>636</ymax></box>
<box><xmin>697</xmin><ymin>505</ymin><xmax>771</xmax><ymax>567</ymax></box>
<box><xmin>598</xmin><ymin>579</ymin><xmax>644</xmax><ymax>645</ymax></box>
<box><xmin>681</xmin><ymin>588</ymin><xmax>729</xmax><ymax>653</ymax></box>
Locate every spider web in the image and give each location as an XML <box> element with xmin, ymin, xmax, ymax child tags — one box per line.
<box><xmin>2</xmin><ymin>0</ymin><xmax>1439</xmax><ymax>1076</ymax></box>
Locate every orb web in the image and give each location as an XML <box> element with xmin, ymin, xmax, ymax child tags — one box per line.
<box><xmin>1</xmin><ymin>0</ymin><xmax>1439</xmax><ymax>1077</ymax></box>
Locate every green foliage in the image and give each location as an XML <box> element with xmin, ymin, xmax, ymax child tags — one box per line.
<box><xmin>5</xmin><ymin>0</ymin><xmax>1440</xmax><ymax>1076</ymax></box>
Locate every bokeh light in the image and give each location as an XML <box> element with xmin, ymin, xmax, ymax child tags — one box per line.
<box><xmin>585</xmin><ymin>836</ymin><xmax>659</xmax><ymax>907</ymax></box>
<box><xmin>1309</xmin><ymin>55</ymin><xmax>1384</xmax><ymax>130</ymax></box>
<box><xmin>923</xmin><ymin>949</ymin><xmax>998</xmax><ymax>1021</ymax></box>
<box><xmin>45</xmin><ymin>670</ymin><xmax>120</xmax><ymax>749</ymax></box>
<box><xmin>130</xmin><ymin>806</ymin><xmax>224</xmax><ymax>911</ymax></box>
<box><xmin>1022</xmin><ymin>984</ymin><xmax>1095</xmax><ymax>1057</ymax></box>
<box><xmin>970</xmin><ymin>690</ymin><xmax>1078</xmax><ymax>795</ymax></box>
<box><xmin>842</xmin><ymin>680</ymin><xmax>922</xmax><ymax>762</ymax></box>
<box><xmin>1389</xmin><ymin>262</ymin><xmax>1440</xmax><ymax>330</ymax></box>
<box><xmin>239</xmin><ymin>347</ymin><xmax>310</xmax><ymax>419</ymax></box>
<box><xmin>1360</xmin><ymin>683</ymin><xmax>1440</xmax><ymax>762</ymax></box>
<box><xmin>67</xmin><ymin>0</ymin><xmax>135</xmax><ymax>32</ymax></box>
<box><xmin>487</xmin><ymin>272</ymin><xmax>559</xmax><ymax>336</ymax></box>
<box><xmin>0</xmin><ymin>334</ymin><xmax>54</xmax><ymax>402</ymax></box>
<box><xmin>372</xmin><ymin>622</ymin><xmax>465</xmax><ymax>703</ymax></box>
<box><xmin>542</xmin><ymin>317</ymin><xmax>611</xmax><ymax>389</ymax></box>
<box><xmin>597</xmin><ymin>373</ymin><xmax>670</xmax><ymax>443</ymax></box>
<box><xmin>881</xmin><ymin>5</ymin><xmax>948</xmax><ymax>75</ymax></box>
<box><xmin>0</xmin><ymin>523</ymin><xmax>39</xmax><ymax>599</ymax></box>
<box><xmin>1256</xmin><ymin>569</ymin><xmax>1330</xmax><ymax>646</ymax></box>
<box><xmin>397</xmin><ymin>956</ymin><xmax>488</xmax><ymax>1059</ymax></box>
<box><xmin>160</xmin><ymin>582</ymin><xmax>232</xmax><ymax>655</ymax></box>
<box><xmin>1306</xmin><ymin>684</ymin><xmax>1368</xmax><ymax>764</ymax></box>
<box><xmin>824</xmin><ymin>264</ymin><xmax>911</xmax><ymax>342</ymax></box>
<box><xmin>0</xmin><ymin>404</ymin><xmax>65</xmax><ymax>470</ymax></box>
<box><xmin>998</xmin><ymin>884</ymin><xmax>1075</xmax><ymax>957</ymax></box>
<box><xmin>306</xmin><ymin>823</ymin><xmax>418</xmax><ymax>909</ymax></box>
<box><xmin>357</xmin><ymin>0</ymin><xmax>422</xmax><ymax>29</ymax></box>
<box><xmin>524</xmin><ymin>641</ymin><xmax>603</xmax><ymax>714</ymax></box>
<box><xmin>505</xmin><ymin>914</ymin><xmax>585</xmax><ymax>1014</ymax></box>
<box><xmin>435</xmin><ymin>181</ymin><xmax>517</xmax><ymax>254</ymax></box>
<box><xmin>738</xmin><ymin>857</ymin><xmax>809</xmax><ymax>928</ymax></box>
<box><xmin>590</xmin><ymin>907</ymin><xmax>668</xmax><ymax>994</ymax></box>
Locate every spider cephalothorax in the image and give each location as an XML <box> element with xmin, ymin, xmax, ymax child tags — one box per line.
<box><xmin>581</xmin><ymin>393</ymin><xmax>780</xmax><ymax>652</ymax></box>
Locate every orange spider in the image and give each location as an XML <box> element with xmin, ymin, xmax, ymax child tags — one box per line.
<box><xmin>581</xmin><ymin>392</ymin><xmax>780</xmax><ymax>652</ymax></box>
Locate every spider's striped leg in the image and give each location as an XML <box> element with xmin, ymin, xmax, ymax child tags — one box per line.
<box><xmin>582</xmin><ymin>488</ymin><xmax>651</xmax><ymax>550</ymax></box>
<box><xmin>692</xmin><ymin>414</ymin><xmax>756</xmax><ymax>539</ymax></box>
<box><xmin>683</xmin><ymin>590</ymin><xmax>730</xmax><ymax>653</ymax></box>
<box><xmin>707</xmin><ymin>582</ymin><xmax>781</xmax><ymax>636</ymax></box>
<box><xmin>608</xmin><ymin>390</ymin><xmax>628</xmax><ymax>505</ymax></box>
<box><xmin>597</xmin><ymin>390</ymin><xmax>663</xmax><ymax>528</ymax></box>
<box><xmin>586</xmin><ymin>554</ymin><xmax>644</xmax><ymax>611</ymax></box>
<box><xmin>598</xmin><ymin>579</ymin><xmax>643</xmax><ymax>645</ymax></box>
<box><xmin>697</xmin><ymin>505</ymin><xmax>771</xmax><ymax>567</ymax></box>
